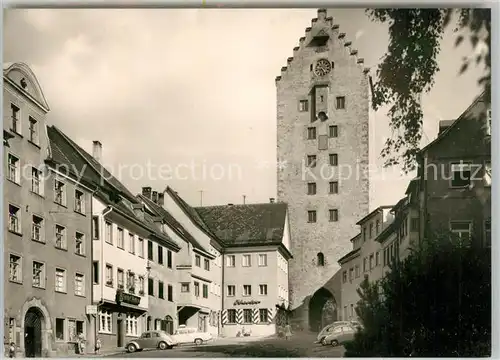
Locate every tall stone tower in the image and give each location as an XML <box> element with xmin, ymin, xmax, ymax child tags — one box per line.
<box><xmin>276</xmin><ymin>9</ymin><xmax>370</xmax><ymax>331</ymax></box>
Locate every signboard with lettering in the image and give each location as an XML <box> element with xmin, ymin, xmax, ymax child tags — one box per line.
<box><xmin>85</xmin><ymin>305</ymin><xmax>98</xmax><ymax>315</ymax></box>
<box><xmin>233</xmin><ymin>299</ymin><xmax>261</xmax><ymax>306</ymax></box>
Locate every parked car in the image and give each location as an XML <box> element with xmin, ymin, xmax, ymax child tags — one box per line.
<box><xmin>125</xmin><ymin>330</ymin><xmax>178</xmax><ymax>353</ymax></box>
<box><xmin>170</xmin><ymin>326</ymin><xmax>213</xmax><ymax>345</ymax></box>
<box><xmin>316</xmin><ymin>321</ymin><xmax>361</xmax><ymax>344</ymax></box>
<box><xmin>322</xmin><ymin>325</ymin><xmax>356</xmax><ymax>346</ymax></box>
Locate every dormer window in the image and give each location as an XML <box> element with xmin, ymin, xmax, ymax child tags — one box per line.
<box><xmin>308</xmin><ymin>30</ymin><xmax>329</xmax><ymax>47</ymax></box>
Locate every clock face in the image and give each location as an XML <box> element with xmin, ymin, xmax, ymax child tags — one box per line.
<box><xmin>314</xmin><ymin>59</ymin><xmax>332</xmax><ymax>76</ymax></box>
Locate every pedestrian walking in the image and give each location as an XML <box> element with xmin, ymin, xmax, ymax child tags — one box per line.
<box><xmin>95</xmin><ymin>337</ymin><xmax>101</xmax><ymax>355</ymax></box>
<box><xmin>8</xmin><ymin>342</ymin><xmax>16</xmax><ymax>358</ymax></box>
<box><xmin>284</xmin><ymin>323</ymin><xmax>292</xmax><ymax>340</ymax></box>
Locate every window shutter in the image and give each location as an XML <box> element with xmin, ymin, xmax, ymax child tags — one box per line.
<box><xmin>267</xmin><ymin>308</ymin><xmax>274</xmax><ymax>323</ymax></box>
<box><xmin>303</xmin><ymin>125</ymin><xmax>309</xmax><ymax>140</ymax></box>
<box><xmin>236</xmin><ymin>309</ymin><xmax>243</xmax><ymax>324</ymax></box>
<box><xmin>252</xmin><ymin>309</ymin><xmax>259</xmax><ymax>324</ymax></box>
<box><xmin>221</xmin><ymin>310</ymin><xmax>228</xmax><ymax>325</ymax></box>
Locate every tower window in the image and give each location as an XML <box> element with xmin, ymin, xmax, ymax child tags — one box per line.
<box><xmin>336</xmin><ymin>96</ymin><xmax>346</xmax><ymax>109</ymax></box>
<box><xmin>307</xmin><ymin>155</ymin><xmax>317</xmax><ymax>168</ymax></box>
<box><xmin>307</xmin><ymin>127</ymin><xmax>317</xmax><ymax>140</ymax></box>
<box><xmin>308</xmin><ymin>211</ymin><xmax>317</xmax><ymax>223</ymax></box>
<box><xmin>317</xmin><ymin>252</ymin><xmax>325</xmax><ymax>266</ymax></box>
<box><xmin>320</xmin><ymin>95</ymin><xmax>324</xmax><ymax>102</ymax></box>
<box><xmin>310</xmin><ymin>64</ymin><xmax>313</xmax><ymax>71</ymax></box>
<box><xmin>299</xmin><ymin>100</ymin><xmax>309</xmax><ymax>112</ymax></box>
<box><xmin>307</xmin><ymin>182</ymin><xmax>317</xmax><ymax>195</ymax></box>
<box><xmin>329</xmin><ymin>125</ymin><xmax>338</xmax><ymax>138</ymax></box>
<box><xmin>329</xmin><ymin>181</ymin><xmax>339</xmax><ymax>194</ymax></box>
<box><xmin>329</xmin><ymin>209</ymin><xmax>339</xmax><ymax>222</ymax></box>
<box><xmin>329</xmin><ymin>154</ymin><xmax>338</xmax><ymax>166</ymax></box>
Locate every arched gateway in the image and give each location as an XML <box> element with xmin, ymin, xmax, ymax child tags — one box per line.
<box><xmin>308</xmin><ymin>287</ymin><xmax>337</xmax><ymax>332</ymax></box>
<box><xmin>24</xmin><ymin>307</ymin><xmax>45</xmax><ymax>357</ymax></box>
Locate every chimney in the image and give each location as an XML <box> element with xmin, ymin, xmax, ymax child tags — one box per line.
<box><xmin>92</xmin><ymin>141</ymin><xmax>102</xmax><ymax>162</ymax></box>
<box><xmin>152</xmin><ymin>191</ymin><xmax>158</xmax><ymax>204</ymax></box>
<box><xmin>142</xmin><ymin>187</ymin><xmax>152</xmax><ymax>199</ymax></box>
<box><xmin>438</xmin><ymin>120</ymin><xmax>455</xmax><ymax>135</ymax></box>
<box><xmin>158</xmin><ymin>192</ymin><xmax>165</xmax><ymax>206</ymax></box>
<box><xmin>270</xmin><ymin>198</ymin><xmax>275</xmax><ymax>203</ymax></box>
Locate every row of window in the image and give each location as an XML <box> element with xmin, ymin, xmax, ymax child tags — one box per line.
<box><xmin>194</xmin><ymin>254</ymin><xmax>211</xmax><ymax>270</ymax></box>
<box><xmin>54</xmin><ymin>318</ymin><xmax>85</xmax><ymax>343</ymax></box>
<box><xmin>181</xmin><ymin>281</ymin><xmax>210</xmax><ymax>298</ymax></box>
<box><xmin>6</xmin><ymin>161</ymin><xmax>87</xmax><ymax>214</ymax></box>
<box><xmin>9</xmin><ymin>103</ymin><xmax>39</xmax><ymax>145</ymax></box>
<box><xmin>307</xmin><ymin>181</ymin><xmax>339</xmax><ymax>195</ymax></box>
<box><xmin>298</xmin><ymin>96</ymin><xmax>346</xmax><ymax>112</ymax></box>
<box><xmin>307</xmin><ymin>125</ymin><xmax>339</xmax><ymax>139</ymax></box>
<box><xmin>307</xmin><ymin>209</ymin><xmax>339</xmax><ymax>223</ymax></box>
<box><xmin>99</xmin><ymin>311</ymin><xmax>141</xmax><ymax>336</ymax></box>
<box><xmin>8</xmin><ymin>204</ymin><xmax>87</xmax><ymax>255</ymax></box>
<box><xmin>95</xmin><ymin>262</ymin><xmax>147</xmax><ymax>297</ymax></box>
<box><xmin>148</xmin><ymin>277</ymin><xmax>173</xmax><ymax>301</ymax></box>
<box><xmin>306</xmin><ymin>153</ymin><xmax>338</xmax><ymax>167</ymax></box>
<box><xmin>9</xmin><ymin>253</ymin><xmax>85</xmax><ymax>295</ymax></box>
<box><xmin>225</xmin><ymin>253</ymin><xmax>268</xmax><ymax>268</ymax></box>
<box><xmin>277</xmin><ymin>254</ymin><xmax>288</xmax><ymax>274</ymax></box>
<box><xmin>226</xmin><ymin>308</ymin><xmax>269</xmax><ymax>324</ymax></box>
<box><xmin>96</xmin><ymin>219</ymin><xmax>174</xmax><ymax>268</ymax></box>
<box><xmin>227</xmin><ymin>284</ymin><xmax>268</xmax><ymax>297</ymax></box>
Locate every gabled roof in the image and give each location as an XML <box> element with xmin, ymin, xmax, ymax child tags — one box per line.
<box><xmin>138</xmin><ymin>194</ymin><xmax>209</xmax><ymax>254</ymax></box>
<box><xmin>165</xmin><ymin>187</ymin><xmax>222</xmax><ymax>245</ymax></box>
<box><xmin>355</xmin><ymin>206</ymin><xmax>394</xmax><ymax>226</ymax></box>
<box><xmin>338</xmin><ymin>248</ymin><xmax>360</xmax><ymax>265</ymax></box>
<box><xmin>419</xmin><ymin>91</ymin><xmax>486</xmax><ymax>154</ymax></box>
<box><xmin>194</xmin><ymin>203</ymin><xmax>288</xmax><ymax>247</ymax></box>
<box><xmin>141</xmin><ymin>211</ymin><xmax>181</xmax><ymax>251</ymax></box>
<box><xmin>3</xmin><ymin>62</ymin><xmax>50</xmax><ymax>111</ymax></box>
<box><xmin>46</xmin><ymin>126</ymin><xmax>165</xmax><ymax>240</ymax></box>
<box><xmin>47</xmin><ymin>126</ymin><xmax>137</xmax><ymax>201</ymax></box>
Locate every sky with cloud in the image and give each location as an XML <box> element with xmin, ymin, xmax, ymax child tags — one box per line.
<box><xmin>4</xmin><ymin>8</ymin><xmax>486</xmax><ymax>208</ymax></box>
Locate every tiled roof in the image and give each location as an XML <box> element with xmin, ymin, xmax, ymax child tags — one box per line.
<box><xmin>142</xmin><ymin>211</ymin><xmax>181</xmax><ymax>251</ymax></box>
<box><xmin>165</xmin><ymin>187</ymin><xmax>219</xmax><ymax>240</ymax></box>
<box><xmin>338</xmin><ymin>248</ymin><xmax>361</xmax><ymax>265</ymax></box>
<box><xmin>137</xmin><ymin>194</ymin><xmax>209</xmax><ymax>254</ymax></box>
<box><xmin>46</xmin><ymin>126</ymin><xmax>151</xmax><ymax>227</ymax></box>
<box><xmin>194</xmin><ymin>203</ymin><xmax>288</xmax><ymax>246</ymax></box>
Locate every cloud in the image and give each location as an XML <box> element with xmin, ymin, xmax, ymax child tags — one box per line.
<box><xmin>3</xmin><ymin>9</ymin><xmax>484</xmax><ymax>208</ymax></box>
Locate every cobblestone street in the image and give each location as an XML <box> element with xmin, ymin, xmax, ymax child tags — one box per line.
<box><xmin>106</xmin><ymin>332</ymin><xmax>344</xmax><ymax>358</ymax></box>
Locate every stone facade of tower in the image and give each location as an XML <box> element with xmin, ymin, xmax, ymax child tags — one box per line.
<box><xmin>276</xmin><ymin>9</ymin><xmax>370</xmax><ymax>331</ymax></box>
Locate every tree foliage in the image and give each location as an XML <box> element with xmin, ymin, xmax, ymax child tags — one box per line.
<box><xmin>367</xmin><ymin>9</ymin><xmax>491</xmax><ymax>172</ymax></box>
<box><xmin>344</xmin><ymin>234</ymin><xmax>491</xmax><ymax>357</ymax></box>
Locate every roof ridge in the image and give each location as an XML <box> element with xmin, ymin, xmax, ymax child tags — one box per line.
<box><xmin>50</xmin><ymin>125</ymin><xmax>137</xmax><ymax>201</ymax></box>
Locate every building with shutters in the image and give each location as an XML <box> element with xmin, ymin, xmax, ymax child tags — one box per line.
<box><xmin>275</xmin><ymin>9</ymin><xmax>370</xmax><ymax>331</ymax></box>
<box><xmin>195</xmin><ymin>200</ymin><xmax>293</xmax><ymax>337</ymax></box>
<box><xmin>133</xmin><ymin>189</ymin><xmax>181</xmax><ymax>335</ymax></box>
<box><xmin>46</xmin><ymin>126</ymin><xmax>183</xmax><ymax>352</ymax></box>
<box><xmin>138</xmin><ymin>187</ymin><xmax>224</xmax><ymax>338</ymax></box>
<box><xmin>4</xmin><ymin>62</ymin><xmax>92</xmax><ymax>357</ymax></box>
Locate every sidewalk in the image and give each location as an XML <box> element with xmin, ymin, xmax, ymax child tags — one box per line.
<box><xmin>69</xmin><ymin>347</ymin><xmax>126</xmax><ymax>358</ymax></box>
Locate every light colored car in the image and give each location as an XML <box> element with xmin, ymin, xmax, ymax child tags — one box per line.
<box><xmin>323</xmin><ymin>325</ymin><xmax>356</xmax><ymax>346</ymax></box>
<box><xmin>316</xmin><ymin>321</ymin><xmax>361</xmax><ymax>344</ymax></box>
<box><xmin>125</xmin><ymin>330</ymin><xmax>178</xmax><ymax>353</ymax></box>
<box><xmin>170</xmin><ymin>326</ymin><xmax>213</xmax><ymax>345</ymax></box>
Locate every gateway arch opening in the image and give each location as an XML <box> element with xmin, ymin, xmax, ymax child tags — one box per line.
<box><xmin>309</xmin><ymin>287</ymin><xmax>337</xmax><ymax>332</ymax></box>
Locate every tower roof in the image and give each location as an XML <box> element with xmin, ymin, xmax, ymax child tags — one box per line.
<box><xmin>275</xmin><ymin>9</ymin><xmax>370</xmax><ymax>84</ymax></box>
